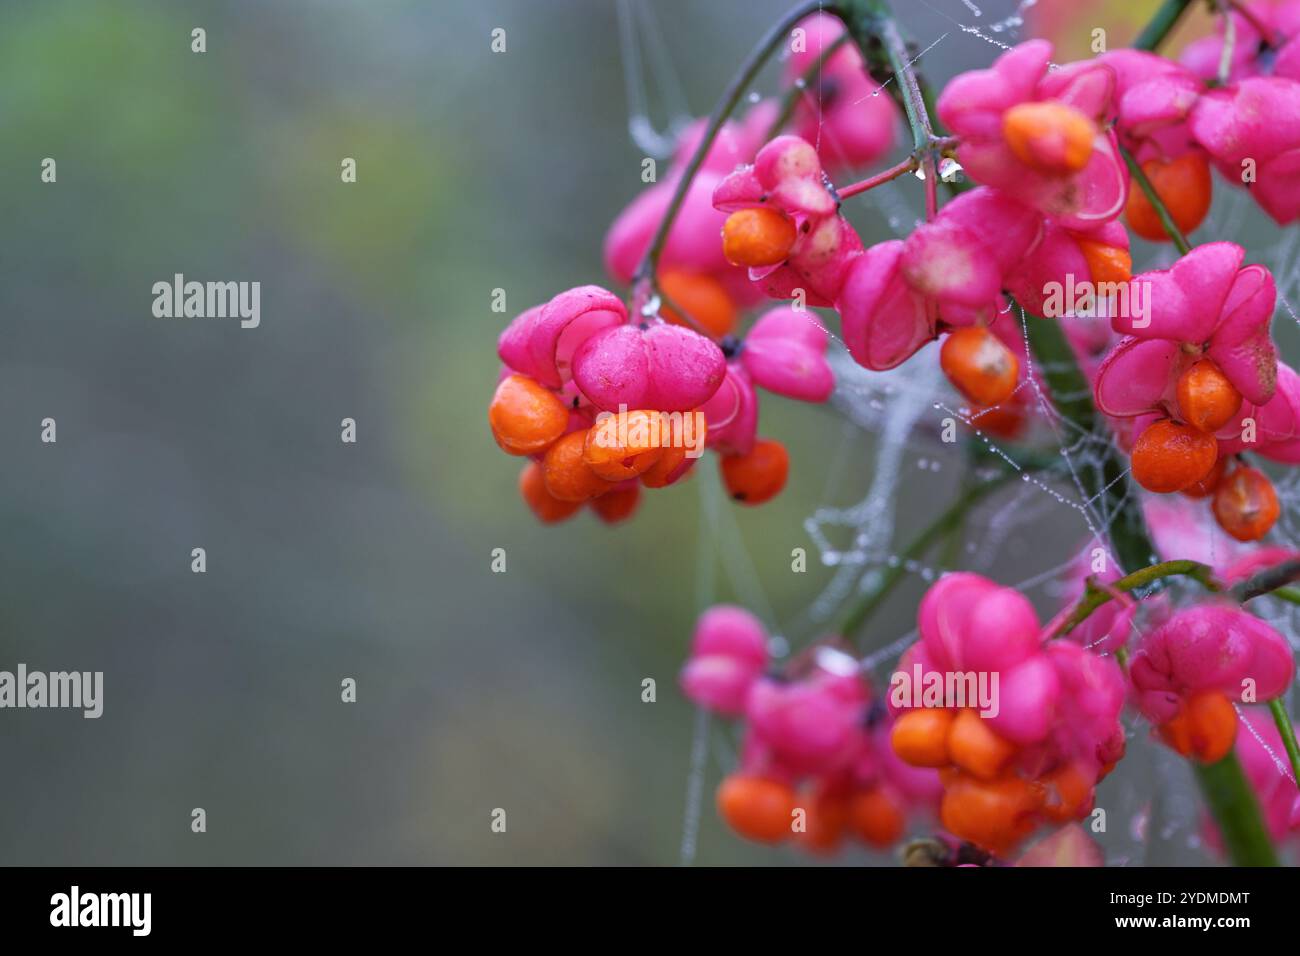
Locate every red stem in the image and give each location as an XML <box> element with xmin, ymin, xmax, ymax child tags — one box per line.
<box><xmin>837</xmin><ymin>156</ymin><xmax>919</xmax><ymax>198</ymax></box>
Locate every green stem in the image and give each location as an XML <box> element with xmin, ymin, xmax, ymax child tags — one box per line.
<box><xmin>1272</xmin><ymin>586</ymin><xmax>1300</xmax><ymax>606</ymax></box>
<box><xmin>841</xmin><ymin>0</ymin><xmax>939</xmax><ymax>216</ymax></box>
<box><xmin>1054</xmin><ymin>550</ymin><xmax>1300</xmax><ymax>634</ymax></box>
<box><xmin>633</xmin><ymin>0</ymin><xmax>832</xmax><ymax>286</ymax></box>
<box><xmin>868</xmin><ymin>8</ymin><xmax>931</xmax><ymax>153</ymax></box>
<box><xmin>1193</xmin><ymin>755</ymin><xmax>1280</xmax><ymax>866</ymax></box>
<box><xmin>1123</xmin><ymin>0</ymin><xmax>1280</xmax><ymax>863</ymax></box>
<box><xmin>921</xmin><ymin>78</ymin><xmax>947</xmax><ymax>138</ymax></box>
<box><xmin>1133</xmin><ymin>0</ymin><xmax>1197</xmax><ymax>51</ymax></box>
<box><xmin>1121</xmin><ymin>145</ymin><xmax>1193</xmax><ymax>253</ymax></box>
<box><xmin>835</xmin><ymin>470</ymin><xmax>1014</xmax><ymax>637</ymax></box>
<box><xmin>1023</xmin><ymin>306</ymin><xmax>1276</xmax><ymax>861</ymax></box>
<box><xmin>1052</xmin><ymin>560</ymin><xmax>1221</xmax><ymax>636</ymax></box>
<box><xmin>1268</xmin><ymin>698</ymin><xmax>1300</xmax><ymax>791</ymax></box>
<box><xmin>839</xmin><ymin>0</ymin><xmax>1275</xmax><ymax>867</ymax></box>
<box><xmin>874</xmin><ymin>10</ymin><xmax>937</xmax><ymax>216</ymax></box>
<box><xmin>875</xmin><ymin>0</ymin><xmax>1277</xmax><ymax>867</ymax></box>
<box><xmin>1020</xmin><ymin>311</ymin><xmax>1156</xmax><ymax>574</ymax></box>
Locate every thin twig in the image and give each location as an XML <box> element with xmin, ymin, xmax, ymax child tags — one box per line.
<box><xmin>1231</xmin><ymin>557</ymin><xmax>1300</xmax><ymax>602</ymax></box>
<box><xmin>1268</xmin><ymin>699</ymin><xmax>1300</xmax><ymax>792</ymax></box>
<box><xmin>633</xmin><ymin>0</ymin><xmax>834</xmax><ymax>290</ymax></box>
<box><xmin>1050</xmin><ymin>559</ymin><xmax>1223</xmax><ymax>638</ymax></box>
<box><xmin>837</xmin><ymin>155</ymin><xmax>918</xmax><ymax>198</ymax></box>
<box><xmin>1121</xmin><ymin>144</ymin><xmax>1193</xmax><ymax>253</ymax></box>
<box><xmin>1133</xmin><ymin>0</ymin><xmax>1197</xmax><ymax>52</ymax></box>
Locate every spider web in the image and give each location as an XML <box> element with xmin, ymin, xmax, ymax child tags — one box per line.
<box><xmin>616</xmin><ymin>0</ymin><xmax>1300</xmax><ymax>867</ymax></box>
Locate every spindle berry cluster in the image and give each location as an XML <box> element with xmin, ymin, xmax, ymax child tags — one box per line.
<box><xmin>491</xmin><ymin>0</ymin><xmax>1300</xmax><ymax>865</ymax></box>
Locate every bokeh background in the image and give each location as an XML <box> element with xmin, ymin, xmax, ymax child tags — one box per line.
<box><xmin>0</xmin><ymin>0</ymin><xmax>1291</xmax><ymax>865</ymax></box>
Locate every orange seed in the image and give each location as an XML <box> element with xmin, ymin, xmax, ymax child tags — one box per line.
<box><xmin>489</xmin><ymin>374</ymin><xmax>569</xmax><ymax>456</ymax></box>
<box><xmin>1130</xmin><ymin>419</ymin><xmax>1219</xmax><ymax>493</ymax></box>
<box><xmin>1212</xmin><ymin>464</ymin><xmax>1280</xmax><ymax>542</ymax></box>
<box><xmin>940</xmin><ymin>327</ymin><xmax>1020</xmax><ymax>408</ymax></box>
<box><xmin>721</xmin><ymin>208</ymin><xmax>798</xmax><ymax>268</ymax></box>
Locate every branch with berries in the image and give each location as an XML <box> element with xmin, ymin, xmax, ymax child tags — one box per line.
<box><xmin>488</xmin><ymin>0</ymin><xmax>1300</xmax><ymax>866</ymax></box>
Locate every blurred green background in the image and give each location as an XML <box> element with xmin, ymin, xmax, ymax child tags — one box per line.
<box><xmin>0</xmin><ymin>0</ymin><xmax>1292</xmax><ymax>865</ymax></box>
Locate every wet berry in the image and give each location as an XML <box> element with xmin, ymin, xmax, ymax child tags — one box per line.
<box><xmin>1158</xmin><ymin>690</ymin><xmax>1237</xmax><ymax>764</ymax></box>
<box><xmin>939</xmin><ymin>771</ymin><xmax>1040</xmax><ymax>857</ymax></box>
<box><xmin>1035</xmin><ymin>762</ymin><xmax>1093</xmax><ymax>823</ymax></box>
<box><xmin>1212</xmin><ymin>464</ymin><xmax>1280</xmax><ymax>541</ymax></box>
<box><xmin>641</xmin><ymin>444</ymin><xmax>692</xmax><ymax>488</ymax></box>
<box><xmin>798</xmin><ymin>789</ymin><xmax>850</xmax><ymax>854</ymax></box>
<box><xmin>591</xmin><ymin>483</ymin><xmax>641</xmax><ymax>524</ymax></box>
<box><xmin>1176</xmin><ymin>359</ymin><xmax>1242</xmax><ymax>434</ymax></box>
<box><xmin>947</xmin><ymin>708</ymin><xmax>1017</xmax><ymax>781</ymax></box>
<box><xmin>1130</xmin><ymin>419</ymin><xmax>1219</xmax><ymax>493</ymax></box>
<box><xmin>584</xmin><ymin>410</ymin><xmax>665</xmax><ymax>481</ymax></box>
<box><xmin>1076</xmin><ymin>238</ymin><xmax>1132</xmax><ymax>285</ymax></box>
<box><xmin>890</xmin><ymin>708</ymin><xmax>954</xmax><ymax>768</ymax></box>
<box><xmin>659</xmin><ymin>270</ymin><xmax>739</xmax><ymax>338</ymax></box>
<box><xmin>489</xmin><ymin>374</ymin><xmax>569</xmax><ymax>456</ymax></box>
<box><xmin>716</xmin><ymin>773</ymin><xmax>797</xmax><ymax>844</ymax></box>
<box><xmin>940</xmin><ymin>326</ymin><xmax>1019</xmax><ymax>408</ymax></box>
<box><xmin>542</xmin><ymin>430</ymin><xmax>616</xmax><ymax>502</ymax></box>
<box><xmin>518</xmin><ymin>462</ymin><xmax>582</xmax><ymax>524</ymax></box>
<box><xmin>720</xmin><ymin>438</ymin><xmax>789</xmax><ymax>505</ymax></box>
<box><xmin>1181</xmin><ymin>455</ymin><xmax>1226</xmax><ymax>499</ymax></box>
<box><xmin>721</xmin><ymin>207</ymin><xmax>798</xmax><ymax>268</ymax></box>
<box><xmin>1125</xmin><ymin>153</ymin><xmax>1213</xmax><ymax>242</ymax></box>
<box><xmin>848</xmin><ymin>787</ymin><xmax>906</xmax><ymax>849</ymax></box>
<box><xmin>971</xmin><ymin>398</ymin><xmax>1027</xmax><ymax>439</ymax></box>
